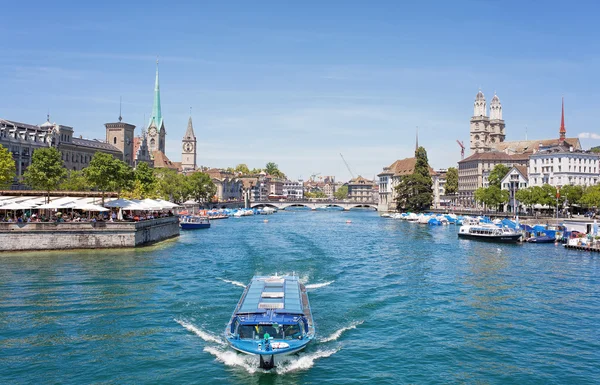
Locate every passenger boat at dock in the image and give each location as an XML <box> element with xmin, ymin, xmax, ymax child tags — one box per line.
<box><xmin>458</xmin><ymin>222</ymin><xmax>522</xmax><ymax>243</ymax></box>
<box><xmin>224</xmin><ymin>275</ymin><xmax>315</xmax><ymax>369</ymax></box>
<box><xmin>179</xmin><ymin>215</ymin><xmax>210</xmax><ymax>229</ymax></box>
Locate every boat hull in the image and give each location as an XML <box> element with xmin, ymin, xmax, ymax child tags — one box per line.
<box><xmin>180</xmin><ymin>223</ymin><xmax>210</xmax><ymax>230</ymax></box>
<box><xmin>458</xmin><ymin>233</ymin><xmax>522</xmax><ymax>243</ymax></box>
<box><xmin>228</xmin><ymin>341</ymin><xmax>311</xmax><ymax>369</ymax></box>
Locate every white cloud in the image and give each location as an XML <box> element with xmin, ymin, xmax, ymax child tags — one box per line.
<box><xmin>578</xmin><ymin>132</ymin><xmax>600</xmax><ymax>140</ymax></box>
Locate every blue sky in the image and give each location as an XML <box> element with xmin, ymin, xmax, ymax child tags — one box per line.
<box><xmin>2</xmin><ymin>0</ymin><xmax>599</xmax><ymax>181</ymax></box>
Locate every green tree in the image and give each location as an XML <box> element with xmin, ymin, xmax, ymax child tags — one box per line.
<box><xmin>235</xmin><ymin>164</ymin><xmax>250</xmax><ymax>175</ymax></box>
<box><xmin>83</xmin><ymin>152</ymin><xmax>133</xmax><ymax>204</ymax></box>
<box><xmin>516</xmin><ymin>187</ymin><xmax>535</xmax><ymax>211</ymax></box>
<box><xmin>134</xmin><ymin>162</ymin><xmax>156</xmax><ymax>198</ymax></box>
<box><xmin>155</xmin><ymin>168</ymin><xmax>191</xmax><ymax>203</ymax></box>
<box><xmin>60</xmin><ymin>170</ymin><xmax>90</xmax><ymax>191</ymax></box>
<box><xmin>560</xmin><ymin>184</ymin><xmax>583</xmax><ymax>206</ymax></box>
<box><xmin>23</xmin><ymin>147</ymin><xmax>67</xmax><ymax>202</ymax></box>
<box><xmin>394</xmin><ymin>147</ymin><xmax>433</xmax><ymax>211</ymax></box>
<box><xmin>444</xmin><ymin>167</ymin><xmax>458</xmax><ymax>195</ymax></box>
<box><xmin>334</xmin><ymin>185</ymin><xmax>348</xmax><ymax>200</ymax></box>
<box><xmin>0</xmin><ymin>145</ymin><xmax>16</xmax><ymax>188</ymax></box>
<box><xmin>487</xmin><ymin>164</ymin><xmax>511</xmax><ymax>188</ymax></box>
<box><xmin>581</xmin><ymin>185</ymin><xmax>600</xmax><ymax>208</ymax></box>
<box><xmin>188</xmin><ymin>172</ymin><xmax>217</xmax><ymax>204</ymax></box>
<box><xmin>265</xmin><ymin>162</ymin><xmax>286</xmax><ymax>179</ymax></box>
<box><xmin>474</xmin><ymin>186</ymin><xmax>509</xmax><ymax>210</ymax></box>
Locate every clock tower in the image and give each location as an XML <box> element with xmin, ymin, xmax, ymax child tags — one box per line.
<box><xmin>181</xmin><ymin>115</ymin><xmax>197</xmax><ymax>171</ymax></box>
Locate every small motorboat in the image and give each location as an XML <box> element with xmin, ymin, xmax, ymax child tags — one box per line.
<box><xmin>179</xmin><ymin>215</ymin><xmax>210</xmax><ymax>229</ymax></box>
<box><xmin>224</xmin><ymin>275</ymin><xmax>315</xmax><ymax>369</ymax></box>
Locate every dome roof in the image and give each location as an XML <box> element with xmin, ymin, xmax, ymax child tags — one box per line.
<box><xmin>491</xmin><ymin>93</ymin><xmax>500</xmax><ymax>103</ymax></box>
<box><xmin>40</xmin><ymin>120</ymin><xmax>53</xmax><ymax>129</ymax></box>
<box><xmin>475</xmin><ymin>90</ymin><xmax>485</xmax><ymax>101</ymax></box>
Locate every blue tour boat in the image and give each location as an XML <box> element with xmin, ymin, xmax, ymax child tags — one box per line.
<box><xmin>179</xmin><ymin>215</ymin><xmax>210</xmax><ymax>230</ymax></box>
<box><xmin>224</xmin><ymin>275</ymin><xmax>315</xmax><ymax>369</ymax></box>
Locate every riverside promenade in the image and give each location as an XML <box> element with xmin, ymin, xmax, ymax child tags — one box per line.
<box><xmin>0</xmin><ymin>216</ymin><xmax>180</xmax><ymax>252</ymax></box>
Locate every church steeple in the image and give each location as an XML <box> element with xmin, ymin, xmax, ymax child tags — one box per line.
<box><xmin>415</xmin><ymin>126</ymin><xmax>419</xmax><ymax>153</ymax></box>
<box><xmin>150</xmin><ymin>59</ymin><xmax>162</xmax><ymax>129</ymax></box>
<box><xmin>181</xmin><ymin>110</ymin><xmax>197</xmax><ymax>171</ymax></box>
<box><xmin>559</xmin><ymin>97</ymin><xmax>566</xmax><ymax>142</ymax></box>
<box><xmin>184</xmin><ymin>115</ymin><xmax>196</xmax><ymax>140</ymax></box>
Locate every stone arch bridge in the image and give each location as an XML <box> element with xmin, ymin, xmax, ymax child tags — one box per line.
<box><xmin>250</xmin><ymin>200</ymin><xmax>378</xmax><ymax>211</ymax></box>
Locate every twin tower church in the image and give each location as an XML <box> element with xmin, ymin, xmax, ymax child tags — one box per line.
<box><xmin>128</xmin><ymin>61</ymin><xmax>197</xmax><ymax>172</ymax></box>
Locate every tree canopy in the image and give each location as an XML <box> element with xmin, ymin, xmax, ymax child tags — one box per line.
<box><xmin>0</xmin><ymin>145</ymin><xmax>16</xmax><ymax>188</ymax></box>
<box><xmin>83</xmin><ymin>152</ymin><xmax>133</xmax><ymax>203</ymax></box>
<box><xmin>235</xmin><ymin>164</ymin><xmax>250</xmax><ymax>175</ymax></box>
<box><xmin>265</xmin><ymin>162</ymin><xmax>286</xmax><ymax>179</ymax></box>
<box><xmin>444</xmin><ymin>167</ymin><xmax>458</xmax><ymax>195</ymax></box>
<box><xmin>188</xmin><ymin>172</ymin><xmax>217</xmax><ymax>204</ymax></box>
<box><xmin>23</xmin><ymin>147</ymin><xmax>67</xmax><ymax>201</ymax></box>
<box><xmin>334</xmin><ymin>185</ymin><xmax>348</xmax><ymax>200</ymax></box>
<box><xmin>394</xmin><ymin>146</ymin><xmax>433</xmax><ymax>211</ymax></box>
<box><xmin>487</xmin><ymin>164</ymin><xmax>511</xmax><ymax>188</ymax></box>
<box><xmin>60</xmin><ymin>170</ymin><xmax>90</xmax><ymax>191</ymax></box>
<box><xmin>474</xmin><ymin>186</ymin><xmax>509</xmax><ymax>209</ymax></box>
<box><xmin>134</xmin><ymin>162</ymin><xmax>156</xmax><ymax>198</ymax></box>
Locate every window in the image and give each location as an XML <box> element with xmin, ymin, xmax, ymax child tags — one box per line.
<box><xmin>113</xmin><ymin>137</ymin><xmax>117</xmax><ymax>144</ymax></box>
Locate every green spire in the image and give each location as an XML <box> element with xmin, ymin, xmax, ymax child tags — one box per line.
<box><xmin>149</xmin><ymin>59</ymin><xmax>162</xmax><ymax>129</ymax></box>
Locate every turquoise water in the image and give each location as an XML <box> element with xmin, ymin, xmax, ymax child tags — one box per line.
<box><xmin>1</xmin><ymin>210</ymin><xmax>599</xmax><ymax>384</ymax></box>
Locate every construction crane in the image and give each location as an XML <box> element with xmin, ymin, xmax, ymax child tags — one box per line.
<box><xmin>340</xmin><ymin>153</ymin><xmax>355</xmax><ymax>179</ymax></box>
<box><xmin>309</xmin><ymin>172</ymin><xmax>321</xmax><ymax>182</ymax></box>
<box><xmin>456</xmin><ymin>140</ymin><xmax>465</xmax><ymax>160</ymax></box>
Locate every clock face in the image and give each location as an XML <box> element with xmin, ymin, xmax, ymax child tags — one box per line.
<box><xmin>149</xmin><ymin>127</ymin><xmax>157</xmax><ymax>136</ymax></box>
<box><xmin>183</xmin><ymin>142</ymin><xmax>193</xmax><ymax>152</ymax></box>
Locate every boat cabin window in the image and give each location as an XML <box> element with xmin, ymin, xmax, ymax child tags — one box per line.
<box><xmin>237</xmin><ymin>323</ymin><xmax>302</xmax><ymax>340</ymax></box>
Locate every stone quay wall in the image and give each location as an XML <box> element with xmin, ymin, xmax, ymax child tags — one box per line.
<box><xmin>0</xmin><ymin>217</ymin><xmax>180</xmax><ymax>252</ymax></box>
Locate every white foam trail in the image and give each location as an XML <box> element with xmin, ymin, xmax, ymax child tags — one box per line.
<box><xmin>218</xmin><ymin>278</ymin><xmax>246</xmax><ymax>288</ymax></box>
<box><xmin>175</xmin><ymin>319</ymin><xmax>226</xmax><ymax>346</ymax></box>
<box><xmin>275</xmin><ymin>348</ymin><xmax>340</xmax><ymax>374</ymax></box>
<box><xmin>305</xmin><ymin>281</ymin><xmax>334</xmax><ymax>289</ymax></box>
<box><xmin>204</xmin><ymin>346</ymin><xmax>260</xmax><ymax>374</ymax></box>
<box><xmin>319</xmin><ymin>320</ymin><xmax>364</xmax><ymax>343</ymax></box>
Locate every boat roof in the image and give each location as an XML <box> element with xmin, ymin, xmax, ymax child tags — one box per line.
<box><xmin>236</xmin><ymin>275</ymin><xmax>304</xmax><ymax>315</ymax></box>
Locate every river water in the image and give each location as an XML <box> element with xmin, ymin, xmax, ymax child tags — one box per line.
<box><xmin>1</xmin><ymin>210</ymin><xmax>599</xmax><ymax>384</ymax></box>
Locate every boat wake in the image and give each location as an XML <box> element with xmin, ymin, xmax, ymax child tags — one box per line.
<box><xmin>305</xmin><ymin>281</ymin><xmax>335</xmax><ymax>290</ymax></box>
<box><xmin>319</xmin><ymin>320</ymin><xmax>364</xmax><ymax>343</ymax></box>
<box><xmin>274</xmin><ymin>348</ymin><xmax>340</xmax><ymax>374</ymax></box>
<box><xmin>203</xmin><ymin>346</ymin><xmax>340</xmax><ymax>374</ymax></box>
<box><xmin>174</xmin><ymin>319</ymin><xmax>226</xmax><ymax>346</ymax></box>
<box><xmin>204</xmin><ymin>346</ymin><xmax>261</xmax><ymax>374</ymax></box>
<box><xmin>217</xmin><ymin>278</ymin><xmax>246</xmax><ymax>288</ymax></box>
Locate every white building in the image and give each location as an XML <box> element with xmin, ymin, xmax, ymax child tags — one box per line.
<box><xmin>283</xmin><ymin>180</ymin><xmax>303</xmax><ymax>200</ymax></box>
<box><xmin>500</xmin><ymin>166</ymin><xmax>529</xmax><ymax>213</ymax></box>
<box><xmin>528</xmin><ymin>146</ymin><xmax>599</xmax><ymax>188</ymax></box>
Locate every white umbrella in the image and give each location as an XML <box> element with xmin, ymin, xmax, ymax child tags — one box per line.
<box><xmin>0</xmin><ymin>202</ymin><xmax>37</xmax><ymax>210</ymax></box>
<box><xmin>36</xmin><ymin>201</ymin><xmax>77</xmax><ymax>209</ymax></box>
<box><xmin>155</xmin><ymin>199</ymin><xmax>180</xmax><ymax>209</ymax></box>
<box><xmin>104</xmin><ymin>198</ymin><xmax>145</xmax><ymax>210</ymax></box>
<box><xmin>80</xmin><ymin>204</ymin><xmax>109</xmax><ymax>212</ymax></box>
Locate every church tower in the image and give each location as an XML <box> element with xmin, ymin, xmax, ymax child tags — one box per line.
<box><xmin>181</xmin><ymin>115</ymin><xmax>197</xmax><ymax>171</ymax></box>
<box><xmin>488</xmin><ymin>93</ymin><xmax>505</xmax><ymax>146</ymax></box>
<box><xmin>147</xmin><ymin>60</ymin><xmax>166</xmax><ymax>154</ymax></box>
<box><xmin>559</xmin><ymin>97</ymin><xmax>566</xmax><ymax>144</ymax></box>
<box><xmin>470</xmin><ymin>90</ymin><xmax>491</xmax><ymax>154</ymax></box>
<box><xmin>105</xmin><ymin>101</ymin><xmax>136</xmax><ymax>166</ymax></box>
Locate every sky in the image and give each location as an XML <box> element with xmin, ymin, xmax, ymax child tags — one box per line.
<box><xmin>2</xmin><ymin>0</ymin><xmax>600</xmax><ymax>182</ymax></box>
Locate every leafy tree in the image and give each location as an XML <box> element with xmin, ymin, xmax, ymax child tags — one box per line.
<box><xmin>23</xmin><ymin>147</ymin><xmax>67</xmax><ymax>202</ymax></box>
<box><xmin>188</xmin><ymin>172</ymin><xmax>217</xmax><ymax>204</ymax></box>
<box><xmin>474</xmin><ymin>186</ymin><xmax>509</xmax><ymax>210</ymax></box>
<box><xmin>235</xmin><ymin>164</ymin><xmax>250</xmax><ymax>175</ymax></box>
<box><xmin>250</xmin><ymin>168</ymin><xmax>262</xmax><ymax>175</ymax></box>
<box><xmin>444</xmin><ymin>167</ymin><xmax>458</xmax><ymax>195</ymax></box>
<box><xmin>394</xmin><ymin>147</ymin><xmax>433</xmax><ymax>211</ymax></box>
<box><xmin>122</xmin><ymin>180</ymin><xmax>144</xmax><ymax>200</ymax></box>
<box><xmin>560</xmin><ymin>184</ymin><xmax>583</xmax><ymax>206</ymax></box>
<box><xmin>134</xmin><ymin>162</ymin><xmax>156</xmax><ymax>198</ymax></box>
<box><xmin>83</xmin><ymin>152</ymin><xmax>133</xmax><ymax>204</ymax></box>
<box><xmin>515</xmin><ymin>187</ymin><xmax>535</xmax><ymax>211</ymax></box>
<box><xmin>155</xmin><ymin>168</ymin><xmax>191</xmax><ymax>203</ymax></box>
<box><xmin>581</xmin><ymin>185</ymin><xmax>600</xmax><ymax>208</ymax></box>
<box><xmin>334</xmin><ymin>185</ymin><xmax>348</xmax><ymax>200</ymax></box>
<box><xmin>225</xmin><ymin>167</ymin><xmax>235</xmax><ymax>174</ymax></box>
<box><xmin>265</xmin><ymin>162</ymin><xmax>286</xmax><ymax>179</ymax></box>
<box><xmin>0</xmin><ymin>145</ymin><xmax>16</xmax><ymax>188</ymax></box>
<box><xmin>590</xmin><ymin>146</ymin><xmax>600</xmax><ymax>153</ymax></box>
<box><xmin>60</xmin><ymin>170</ymin><xmax>90</xmax><ymax>191</ymax></box>
<box><xmin>487</xmin><ymin>164</ymin><xmax>511</xmax><ymax>188</ymax></box>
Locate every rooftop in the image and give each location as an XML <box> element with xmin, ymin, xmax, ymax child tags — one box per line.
<box><xmin>237</xmin><ymin>276</ymin><xmax>304</xmax><ymax>315</ymax></box>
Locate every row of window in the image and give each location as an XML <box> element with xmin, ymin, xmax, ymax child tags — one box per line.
<box><xmin>533</xmin><ymin>157</ymin><xmax>597</xmax><ymax>165</ymax></box>
<box><xmin>533</xmin><ymin>166</ymin><xmax>598</xmax><ymax>173</ymax></box>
